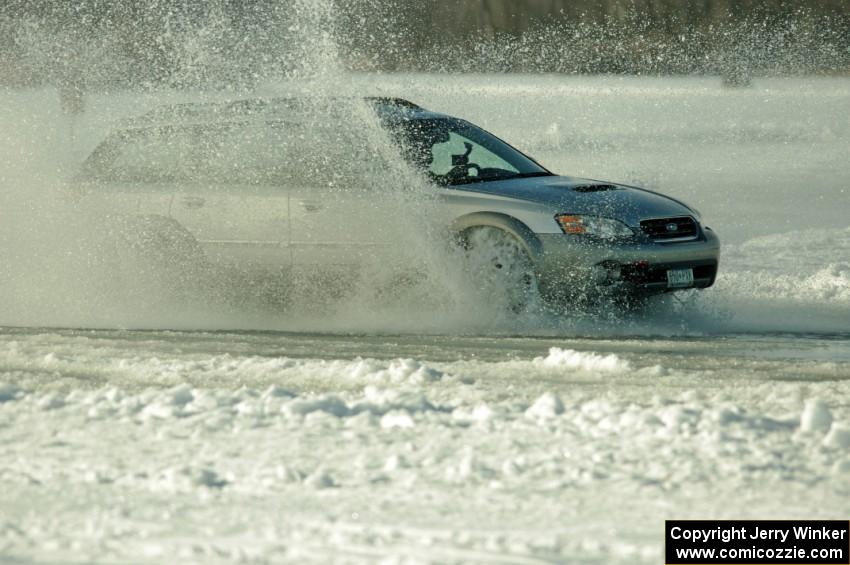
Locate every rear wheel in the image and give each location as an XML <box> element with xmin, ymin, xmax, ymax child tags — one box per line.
<box><xmin>107</xmin><ymin>215</ymin><xmax>207</xmax><ymax>306</ymax></box>
<box><xmin>459</xmin><ymin>226</ymin><xmax>538</xmax><ymax>312</ymax></box>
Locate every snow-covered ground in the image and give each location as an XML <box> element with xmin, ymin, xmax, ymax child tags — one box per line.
<box><xmin>1</xmin><ymin>74</ymin><xmax>849</xmax><ymax>563</ymax></box>
<box><xmin>1</xmin><ymin>330</ymin><xmax>849</xmax><ymax>563</ymax></box>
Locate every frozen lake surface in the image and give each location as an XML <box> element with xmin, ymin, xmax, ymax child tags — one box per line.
<box><xmin>1</xmin><ymin>74</ymin><xmax>849</xmax><ymax>563</ymax></box>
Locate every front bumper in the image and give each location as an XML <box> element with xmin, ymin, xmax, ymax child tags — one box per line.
<box><xmin>533</xmin><ymin>227</ymin><xmax>721</xmax><ymax>297</ymax></box>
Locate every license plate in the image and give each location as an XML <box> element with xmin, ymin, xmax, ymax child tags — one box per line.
<box><xmin>666</xmin><ymin>268</ymin><xmax>694</xmax><ymax>288</ymax></box>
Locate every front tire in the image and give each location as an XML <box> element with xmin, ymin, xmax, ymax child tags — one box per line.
<box><xmin>458</xmin><ymin>226</ymin><xmax>538</xmax><ymax>313</ymax></box>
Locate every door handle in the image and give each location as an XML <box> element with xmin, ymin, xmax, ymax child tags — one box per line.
<box><xmin>181</xmin><ymin>196</ymin><xmax>205</xmax><ymax>209</ymax></box>
<box><xmin>300</xmin><ymin>200</ymin><xmax>323</xmax><ymax>212</ymax></box>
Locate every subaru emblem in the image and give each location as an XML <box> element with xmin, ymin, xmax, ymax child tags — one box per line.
<box><xmin>666</xmin><ymin>223</ymin><xmax>679</xmax><ymax>232</ymax></box>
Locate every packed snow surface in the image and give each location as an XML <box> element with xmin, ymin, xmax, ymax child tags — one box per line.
<box><xmin>1</xmin><ymin>74</ymin><xmax>849</xmax><ymax>563</ymax></box>
<box><xmin>1</xmin><ymin>330</ymin><xmax>849</xmax><ymax>563</ymax></box>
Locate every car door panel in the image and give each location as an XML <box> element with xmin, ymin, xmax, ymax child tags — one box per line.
<box><xmin>156</xmin><ymin>122</ymin><xmax>296</xmax><ymax>270</ymax></box>
<box><xmin>170</xmin><ymin>182</ymin><xmax>290</xmax><ymax>269</ymax></box>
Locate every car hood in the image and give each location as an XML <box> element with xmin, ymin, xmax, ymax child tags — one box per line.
<box><xmin>451</xmin><ymin>175</ymin><xmax>697</xmax><ymax>227</ymax></box>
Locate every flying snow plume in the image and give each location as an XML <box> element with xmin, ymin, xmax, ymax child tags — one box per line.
<box><xmin>0</xmin><ymin>0</ymin><xmax>536</xmax><ymax>333</ymax></box>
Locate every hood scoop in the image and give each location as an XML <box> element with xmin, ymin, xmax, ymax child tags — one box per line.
<box><xmin>570</xmin><ymin>184</ymin><xmax>620</xmax><ymax>193</ymax></box>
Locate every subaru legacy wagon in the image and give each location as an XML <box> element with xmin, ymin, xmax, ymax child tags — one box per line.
<box><xmin>74</xmin><ymin>97</ymin><xmax>719</xmax><ymax>308</ymax></box>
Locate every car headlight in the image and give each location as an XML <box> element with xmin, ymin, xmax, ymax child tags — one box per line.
<box><xmin>555</xmin><ymin>214</ymin><xmax>635</xmax><ymax>240</ymax></box>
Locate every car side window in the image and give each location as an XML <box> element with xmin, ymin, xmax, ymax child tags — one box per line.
<box><xmin>429</xmin><ymin>132</ymin><xmax>519</xmax><ymax>177</ymax></box>
<box><xmin>84</xmin><ymin>128</ymin><xmax>194</xmax><ymax>183</ymax></box>
<box><xmin>85</xmin><ymin>121</ymin><xmax>391</xmax><ymax>190</ymax></box>
<box><xmin>194</xmin><ymin>122</ymin><xmax>383</xmax><ymax>189</ymax></box>
<box><xmin>194</xmin><ymin>123</ymin><xmax>292</xmax><ymax>185</ymax></box>
<box><xmin>284</xmin><ymin>124</ymin><xmax>390</xmax><ymax>189</ymax></box>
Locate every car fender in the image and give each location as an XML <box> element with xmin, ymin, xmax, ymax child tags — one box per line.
<box><xmin>449</xmin><ymin>212</ymin><xmax>544</xmax><ymax>262</ymax></box>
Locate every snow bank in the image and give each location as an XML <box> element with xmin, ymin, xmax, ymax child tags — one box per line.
<box><xmin>1</xmin><ymin>346</ymin><xmax>848</xmax><ymax>564</ymax></box>
<box><xmin>534</xmin><ymin>348</ymin><xmax>631</xmax><ymax>373</ymax></box>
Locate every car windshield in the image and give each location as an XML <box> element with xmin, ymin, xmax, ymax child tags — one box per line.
<box><xmin>391</xmin><ymin>117</ymin><xmax>551</xmax><ymax>186</ymax></box>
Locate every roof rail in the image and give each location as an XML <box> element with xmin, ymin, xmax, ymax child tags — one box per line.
<box><xmin>137</xmin><ymin>99</ymin><xmax>296</xmax><ymax>121</ymax></box>
<box><xmin>364</xmin><ymin>97</ymin><xmax>421</xmax><ymax>109</ymax></box>
<box><xmin>125</xmin><ymin>96</ymin><xmax>424</xmax><ymax>128</ymax></box>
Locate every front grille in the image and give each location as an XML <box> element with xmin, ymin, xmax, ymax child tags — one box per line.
<box><xmin>640</xmin><ymin>216</ymin><xmax>698</xmax><ymax>241</ymax></box>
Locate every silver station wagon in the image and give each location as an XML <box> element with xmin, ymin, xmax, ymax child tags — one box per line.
<box><xmin>75</xmin><ymin>98</ymin><xmax>719</xmax><ymax>309</ymax></box>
